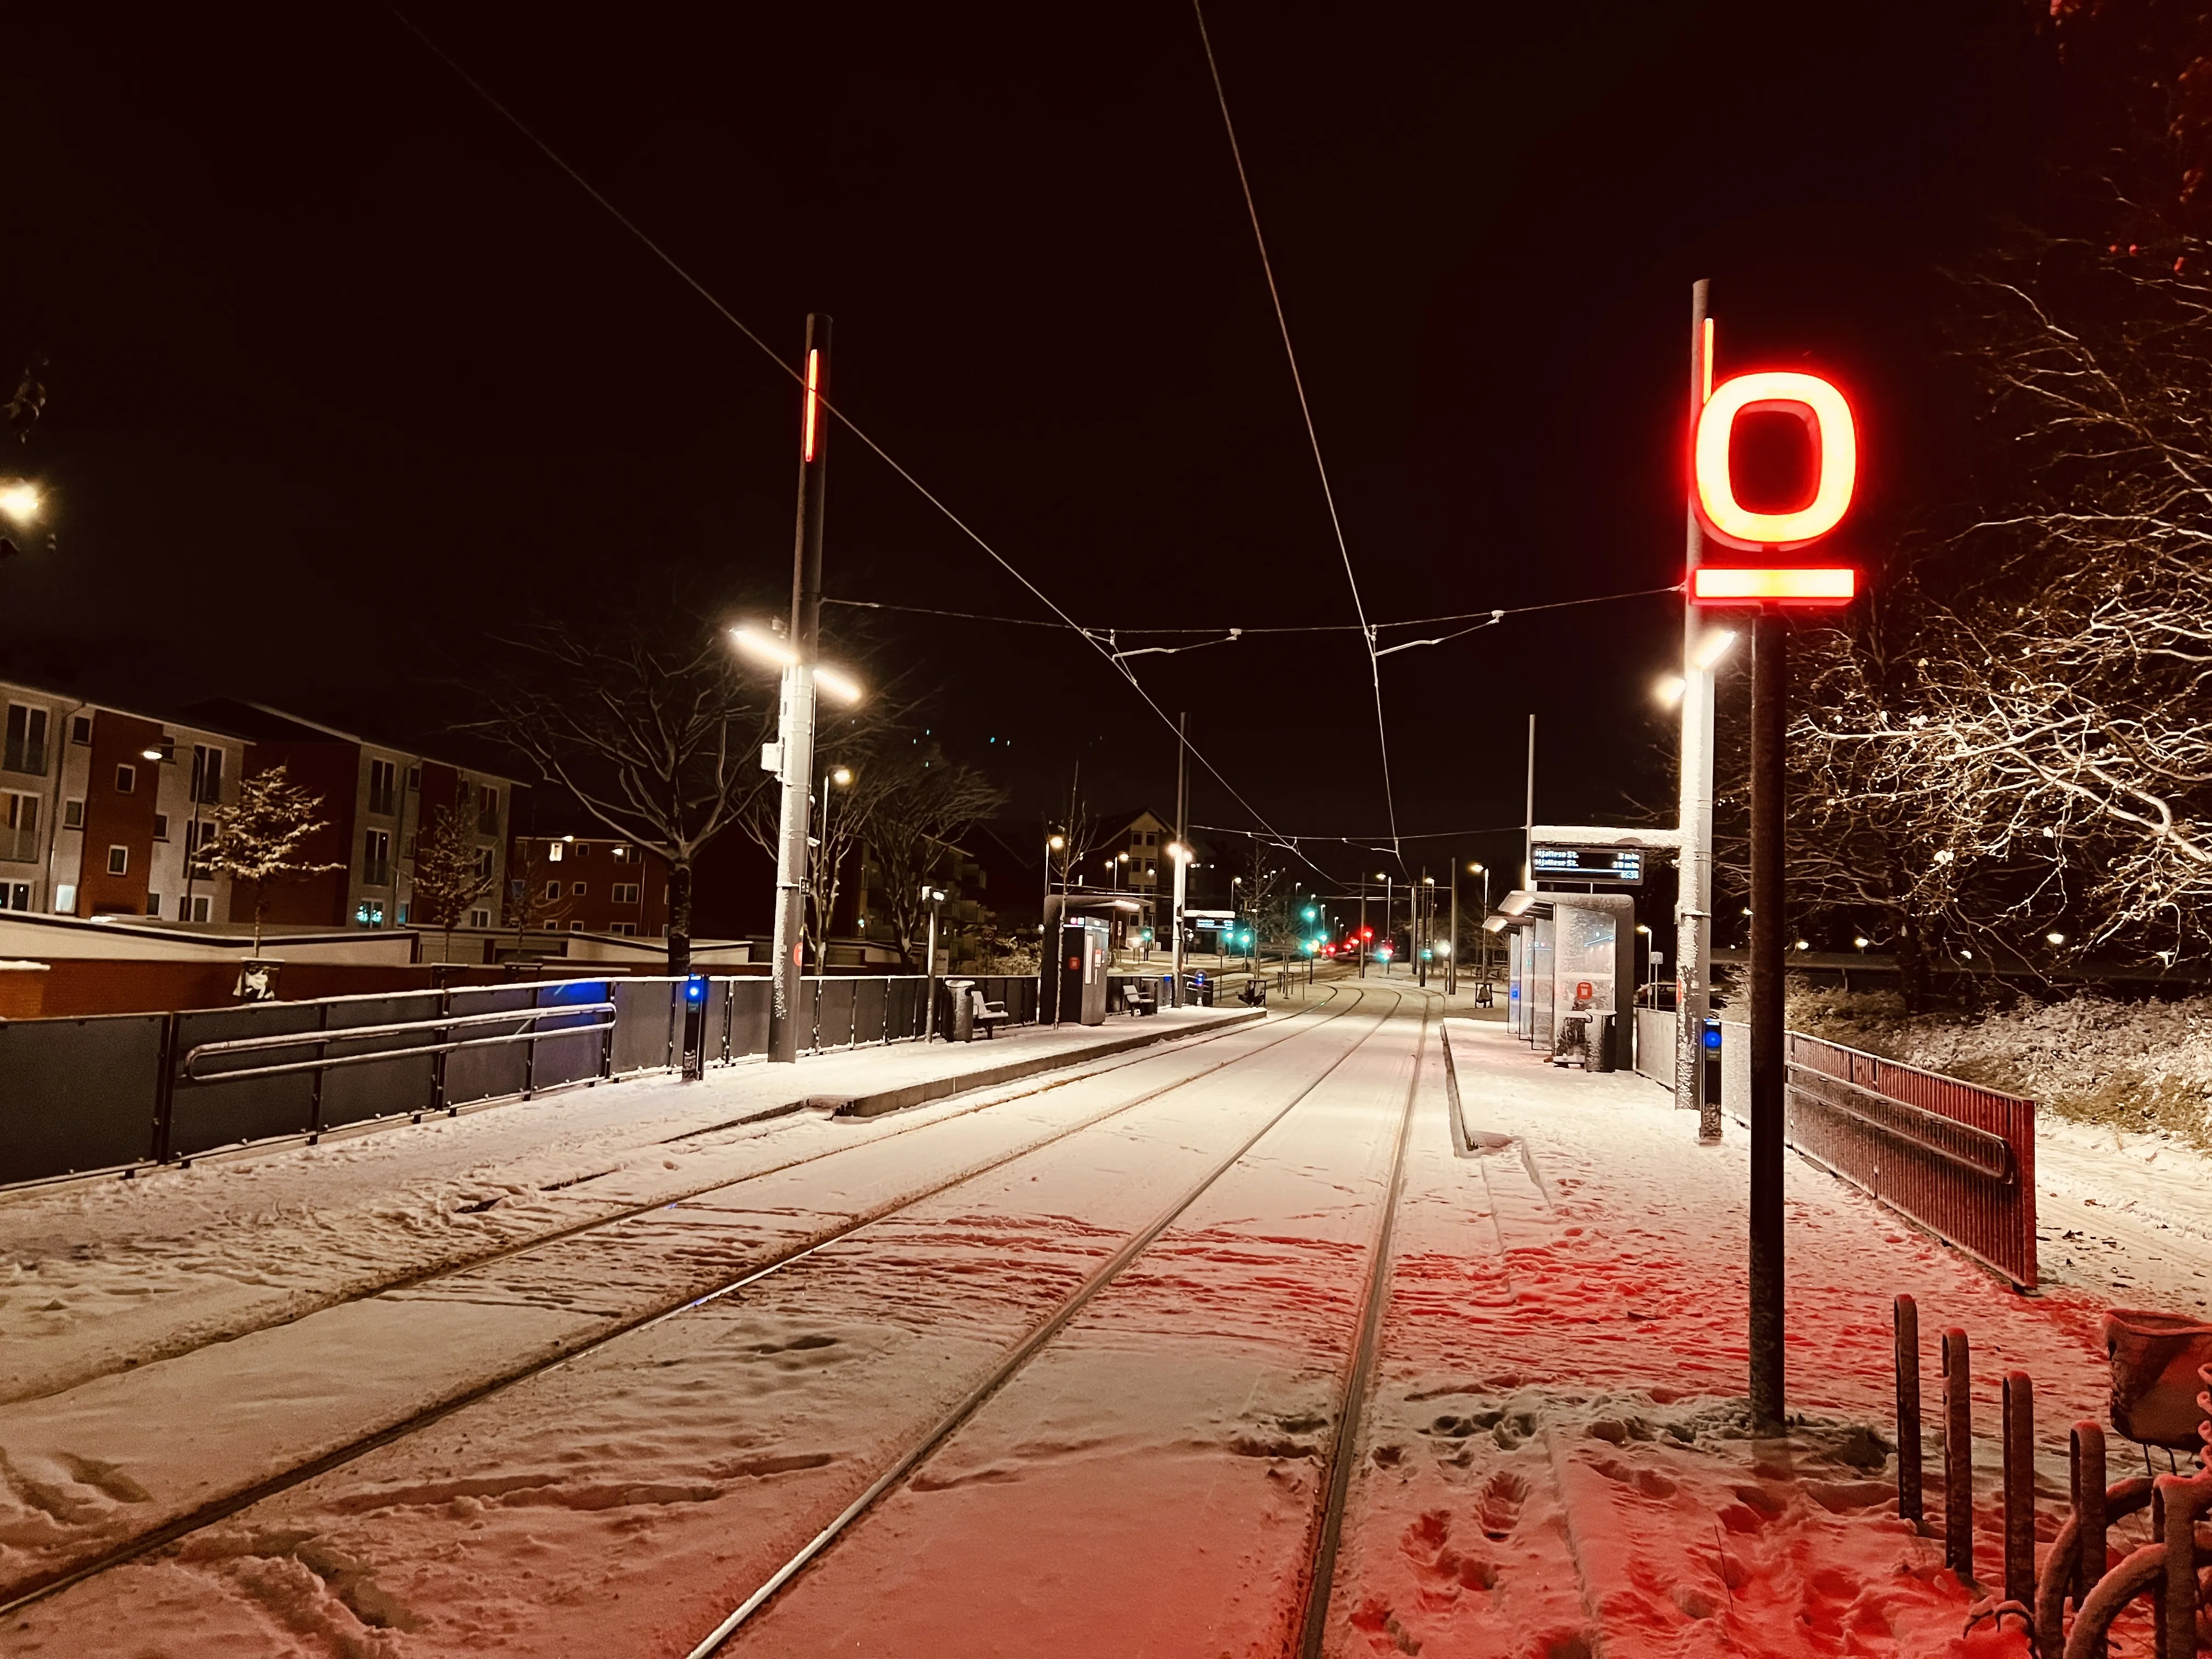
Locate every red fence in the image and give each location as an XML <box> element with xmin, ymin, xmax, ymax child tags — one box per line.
<box><xmin>1784</xmin><ymin>1032</ymin><xmax>2038</xmax><ymax>1288</ymax></box>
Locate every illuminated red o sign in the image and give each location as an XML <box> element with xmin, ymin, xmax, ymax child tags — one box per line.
<box><xmin>1692</xmin><ymin>371</ymin><xmax>1857</xmax><ymax>552</ymax></box>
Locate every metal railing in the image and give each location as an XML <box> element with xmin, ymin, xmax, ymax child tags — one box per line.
<box><xmin>1784</xmin><ymin>1030</ymin><xmax>2038</xmax><ymax>1287</ymax></box>
<box><xmin>182</xmin><ymin>1002</ymin><xmax>616</xmax><ymax>1083</ymax></box>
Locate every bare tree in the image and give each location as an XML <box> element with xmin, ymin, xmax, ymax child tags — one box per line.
<box><xmin>412</xmin><ymin>804</ymin><xmax>498</xmax><ymax>959</ymax></box>
<box><xmin>190</xmin><ymin>764</ymin><xmax>344</xmax><ymax>951</ymax></box>
<box><xmin>740</xmin><ymin>737</ymin><xmax>888</xmax><ymax>968</ymax></box>
<box><xmin>865</xmin><ymin>747</ymin><xmax>1007</xmax><ymax>967</ymax></box>
<box><xmin>473</xmin><ymin>622</ymin><xmax>775</xmax><ymax>979</ymax></box>
<box><xmin>503</xmin><ymin>837</ymin><xmax>572</xmax><ymax>950</ymax></box>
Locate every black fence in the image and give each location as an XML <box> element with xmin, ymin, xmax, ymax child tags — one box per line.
<box><xmin>0</xmin><ymin>972</ymin><xmax>1046</xmax><ymax>1190</ymax></box>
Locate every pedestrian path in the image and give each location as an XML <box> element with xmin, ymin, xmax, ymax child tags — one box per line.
<box><xmin>1328</xmin><ymin>1017</ymin><xmax>2121</xmax><ymax>1659</ymax></box>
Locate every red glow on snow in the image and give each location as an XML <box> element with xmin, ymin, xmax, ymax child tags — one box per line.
<box><xmin>1691</xmin><ymin>566</ymin><xmax>1856</xmax><ymax>605</ymax></box>
<box><xmin>802</xmin><ymin>348</ymin><xmax>822</xmax><ymax>462</ymax></box>
<box><xmin>1693</xmin><ymin>370</ymin><xmax>1855</xmax><ymax>550</ymax></box>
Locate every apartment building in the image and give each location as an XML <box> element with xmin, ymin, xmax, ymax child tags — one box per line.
<box><xmin>194</xmin><ymin>701</ymin><xmax>521</xmax><ymax>932</ymax></box>
<box><xmin>0</xmin><ymin>680</ymin><xmax>246</xmax><ymax>921</ymax></box>
<box><xmin>507</xmin><ymin>831</ymin><xmax>670</xmax><ymax>937</ymax></box>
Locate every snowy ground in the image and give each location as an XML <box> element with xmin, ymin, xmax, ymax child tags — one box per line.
<box><xmin>0</xmin><ymin>981</ymin><xmax>2191</xmax><ymax>1657</ymax></box>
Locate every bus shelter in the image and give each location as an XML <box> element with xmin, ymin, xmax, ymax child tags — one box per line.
<box><xmin>1484</xmin><ymin>890</ymin><xmax>1636</xmax><ymax>1071</ymax></box>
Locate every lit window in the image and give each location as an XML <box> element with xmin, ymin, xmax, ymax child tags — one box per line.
<box><xmin>54</xmin><ymin>883</ymin><xmax>76</xmax><ymax>913</ymax></box>
<box><xmin>548</xmin><ymin>842</ymin><xmax>563</xmax><ymax>862</ymax></box>
<box><xmin>106</xmin><ymin>845</ymin><xmax>128</xmax><ymax>876</ymax></box>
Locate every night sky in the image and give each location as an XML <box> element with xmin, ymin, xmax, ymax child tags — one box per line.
<box><xmin>1</xmin><ymin>3</ymin><xmax>2049</xmax><ymax>899</ymax></box>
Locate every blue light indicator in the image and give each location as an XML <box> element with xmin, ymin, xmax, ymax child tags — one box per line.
<box><xmin>685</xmin><ymin>975</ymin><xmax>708</xmax><ymax>1003</ymax></box>
<box><xmin>1702</xmin><ymin>1020</ymin><xmax>1722</xmax><ymax>1051</ymax></box>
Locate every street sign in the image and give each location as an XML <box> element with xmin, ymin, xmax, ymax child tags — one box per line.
<box><xmin>1690</xmin><ymin>368</ymin><xmax>1857</xmax><ymax>607</ymax></box>
<box><xmin>1532</xmin><ymin>844</ymin><xmax>1644</xmax><ymax>885</ymax></box>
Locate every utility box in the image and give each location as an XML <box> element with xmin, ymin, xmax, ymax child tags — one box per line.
<box><xmin>1701</xmin><ymin>1018</ymin><xmax>1723</xmax><ymax>1110</ymax></box>
<box><xmin>1056</xmin><ymin>918</ymin><xmax>1109</xmax><ymax>1026</ymax></box>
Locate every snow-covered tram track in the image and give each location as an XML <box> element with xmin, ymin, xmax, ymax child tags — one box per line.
<box><xmin>684</xmin><ymin>984</ymin><xmax>1431</xmax><ymax>1657</ymax></box>
<box><xmin>0</xmin><ymin>986</ymin><xmax>1378</xmax><ymax>1624</ymax></box>
<box><xmin>2</xmin><ymin>1007</ymin><xmax>1285</xmax><ymax>1413</ymax></box>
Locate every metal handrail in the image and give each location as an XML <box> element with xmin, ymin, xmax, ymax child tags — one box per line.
<box><xmin>1786</xmin><ymin>1062</ymin><xmax>2017</xmax><ymax>1183</ymax></box>
<box><xmin>180</xmin><ymin>1019</ymin><xmax>617</xmax><ymax>1085</ymax></box>
<box><xmin>183</xmin><ymin>1002</ymin><xmax>616</xmax><ymax>1082</ymax></box>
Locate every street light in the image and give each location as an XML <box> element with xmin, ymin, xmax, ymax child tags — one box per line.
<box><xmin>728</xmin><ymin>624</ymin><xmax>864</xmax><ymax>704</ymax></box>
<box><xmin>1167</xmin><ymin>841</ymin><xmax>1193</xmax><ymax>1005</ymax></box>
<box><xmin>0</xmin><ymin>484</ymin><xmax>40</xmax><ymax>526</ymax></box>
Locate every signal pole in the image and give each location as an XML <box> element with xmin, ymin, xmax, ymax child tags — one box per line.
<box><xmin>769</xmin><ymin>314</ymin><xmax>831</xmax><ymax>1064</ymax></box>
<box><xmin>1677</xmin><ymin>280</ymin><xmax>1722</xmax><ymax>1138</ymax></box>
<box><xmin>1170</xmin><ymin>711</ymin><xmax>1188</xmax><ymax>1007</ymax></box>
<box><xmin>1748</xmin><ymin>612</ymin><xmax>1787</xmax><ymax>1428</ymax></box>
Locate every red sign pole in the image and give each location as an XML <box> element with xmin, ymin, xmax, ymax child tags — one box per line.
<box><xmin>1689</xmin><ymin>356</ymin><xmax>1860</xmax><ymax>1432</ymax></box>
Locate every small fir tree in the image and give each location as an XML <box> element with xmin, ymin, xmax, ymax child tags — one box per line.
<box><xmin>189</xmin><ymin>764</ymin><xmax>344</xmax><ymax>951</ymax></box>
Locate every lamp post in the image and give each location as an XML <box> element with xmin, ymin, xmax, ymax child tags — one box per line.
<box><xmin>1419</xmin><ymin>874</ymin><xmax>1435</xmax><ymax>988</ymax></box>
<box><xmin>921</xmin><ymin>884</ymin><xmax>947</xmax><ymax>1039</ymax></box>
<box><xmin>1447</xmin><ymin>865</ymin><xmax>1460</xmax><ymax>997</ymax></box>
<box><xmin>1382</xmin><ymin>874</ymin><xmax>1393</xmax><ymax>976</ymax></box>
<box><xmin>1167</xmin><ymin>840</ymin><xmax>1192</xmax><ymax>1005</ymax></box>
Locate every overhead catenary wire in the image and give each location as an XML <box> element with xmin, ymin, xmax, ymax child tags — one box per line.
<box><xmin>384</xmin><ymin>7</ymin><xmax>1336</xmax><ymax>885</ymax></box>
<box><xmin>1190</xmin><ymin>0</ymin><xmax>1402</xmax><ymax>862</ymax></box>
<box><xmin>824</xmin><ymin>581</ymin><xmax>1682</xmax><ymax>640</ymax></box>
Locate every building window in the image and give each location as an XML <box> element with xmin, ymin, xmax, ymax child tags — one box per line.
<box><xmin>571</xmin><ymin>842</ymin><xmax>589</xmax><ymax>859</ymax></box>
<box><xmin>368</xmin><ymin>759</ymin><xmax>396</xmax><ymax>816</ymax></box>
<box><xmin>547</xmin><ymin>841</ymin><xmax>563</xmax><ymax>863</ymax></box>
<box><xmin>468</xmin><ymin>908</ymin><xmax>490</xmax><ymax>929</ymax></box>
<box><xmin>0</xmin><ymin>881</ymin><xmax>29</xmax><ymax>910</ymax></box>
<box><xmin>613</xmin><ymin>883</ymin><xmax>640</xmax><ymax>905</ymax></box>
<box><xmin>397</xmin><ymin>902</ymin><xmax>410</xmax><ymax>923</ymax></box>
<box><xmin>60</xmin><ymin>798</ymin><xmax>81</xmax><ymax>830</ymax></box>
<box><xmin>1</xmin><ymin>792</ymin><xmax>37</xmax><ymax>863</ymax></box>
<box><xmin>4</xmin><ymin>704</ymin><xmax>48</xmax><ymax>777</ymax></box>
<box><xmin>190</xmin><ymin>744</ymin><xmax>225</xmax><ymax>805</ymax></box>
<box><xmin>187</xmin><ymin>895</ymin><xmax>210</xmax><ymax>923</ymax></box>
<box><xmin>115</xmin><ymin>763</ymin><xmax>136</xmax><ymax>794</ymax></box>
<box><xmin>477</xmin><ymin>787</ymin><xmax>500</xmax><ymax>834</ymax></box>
<box><xmin>106</xmin><ymin>845</ymin><xmax>128</xmax><ymax>876</ymax></box>
<box><xmin>53</xmin><ymin>883</ymin><xmax>75</xmax><ymax>913</ymax></box>
<box><xmin>148</xmin><ymin>893</ymin><xmax>162</xmax><ymax>918</ymax></box>
<box><xmin>363</xmin><ymin>828</ymin><xmax>391</xmax><ymax>887</ymax></box>
<box><xmin>569</xmin><ymin>920</ymin><xmax>584</xmax><ymax>932</ymax></box>
<box><xmin>610</xmin><ymin>922</ymin><xmax>636</xmax><ymax>936</ymax></box>
<box><xmin>356</xmin><ymin>899</ymin><xmax>385</xmax><ymax>927</ymax></box>
<box><xmin>544</xmin><ymin>879</ymin><xmax>561</xmax><ymax>900</ymax></box>
<box><xmin>571</xmin><ymin>882</ymin><xmax>586</xmax><ymax>898</ymax></box>
<box><xmin>153</xmin><ymin>814</ymin><xmax>169</xmax><ymax>841</ymax></box>
<box><xmin>184</xmin><ymin>820</ymin><xmax>213</xmax><ymax>879</ymax></box>
<box><xmin>612</xmin><ymin>844</ymin><xmax>631</xmax><ymax>863</ymax></box>
<box><xmin>69</xmin><ymin>715</ymin><xmax>91</xmax><ymax>746</ymax></box>
<box><xmin>475</xmin><ymin>847</ymin><xmax>493</xmax><ymax>879</ymax></box>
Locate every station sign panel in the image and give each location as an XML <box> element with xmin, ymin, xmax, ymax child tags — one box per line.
<box><xmin>1532</xmin><ymin>845</ymin><xmax>1644</xmax><ymax>885</ymax></box>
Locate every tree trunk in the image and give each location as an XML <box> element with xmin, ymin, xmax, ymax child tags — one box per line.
<box><xmin>252</xmin><ymin>889</ymin><xmax>264</xmax><ymax>955</ymax></box>
<box><xmin>1895</xmin><ymin>910</ymin><xmax>1930</xmax><ymax>1015</ymax></box>
<box><xmin>667</xmin><ymin>857</ymin><xmax>693</xmax><ymax>979</ymax></box>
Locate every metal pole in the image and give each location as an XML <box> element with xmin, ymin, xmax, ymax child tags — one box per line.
<box><xmin>1678</xmin><ymin>279</ymin><xmax>1720</xmax><ymax>1138</ymax></box>
<box><xmin>2002</xmin><ymin>1370</ymin><xmax>2035</xmax><ymax>1610</ymax></box>
<box><xmin>1358</xmin><ymin>879</ymin><xmax>1367</xmax><ymax>978</ymax></box>
<box><xmin>769</xmin><ymin>312</ymin><xmax>831</xmax><ymax>1064</ymax></box>
<box><xmin>1895</xmin><ymin>1294</ymin><xmax>1923</xmax><ymax>1527</ymax></box>
<box><xmin>1523</xmin><ymin>715</ymin><xmax>1536</xmax><ymax>890</ymax></box>
<box><xmin>1447</xmin><ymin>865</ymin><xmax>1459</xmax><ymax>997</ymax></box>
<box><xmin>1943</xmin><ymin>1327</ymin><xmax>1974</xmax><ymax>1582</ymax></box>
<box><xmin>1748</xmin><ymin>610</ymin><xmax>1786</xmax><ymax>1429</ymax></box>
<box><xmin>1171</xmin><ymin>711</ymin><xmax>1187</xmax><ymax>1007</ymax></box>
<box><xmin>1383</xmin><ymin>876</ymin><xmax>1393</xmax><ymax>975</ymax></box>
<box><xmin>1417</xmin><ymin>868</ymin><xmax>1429</xmax><ymax>988</ymax></box>
<box><xmin>923</xmin><ymin>892</ymin><xmax>941</xmax><ymax>1040</ymax></box>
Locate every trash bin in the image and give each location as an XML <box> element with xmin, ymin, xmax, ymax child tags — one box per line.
<box><xmin>946</xmin><ymin>979</ymin><xmax>975</xmax><ymax>1042</ymax></box>
<box><xmin>1590</xmin><ymin>1012</ymin><xmax>1617</xmax><ymax>1073</ymax></box>
<box><xmin>1182</xmin><ymin>973</ymin><xmax>1215</xmax><ymax>1008</ymax></box>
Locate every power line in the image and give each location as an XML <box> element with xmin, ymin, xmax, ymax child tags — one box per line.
<box><xmin>1190</xmin><ymin>0</ymin><xmax>1401</xmax><ymax>862</ymax></box>
<box><xmin>386</xmin><ymin>7</ymin><xmax>1336</xmax><ymax>884</ymax></box>
<box><xmin>826</xmin><ymin>582</ymin><xmax>1681</xmax><ymax>642</ymax></box>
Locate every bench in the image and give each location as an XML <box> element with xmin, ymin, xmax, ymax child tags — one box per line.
<box><xmin>1126</xmin><ymin>985</ymin><xmax>1158</xmax><ymax>1015</ymax></box>
<box><xmin>1237</xmin><ymin>978</ymin><xmax>1267</xmax><ymax>1007</ymax></box>
<box><xmin>970</xmin><ymin>994</ymin><xmax>1014</xmax><ymax>1038</ymax></box>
